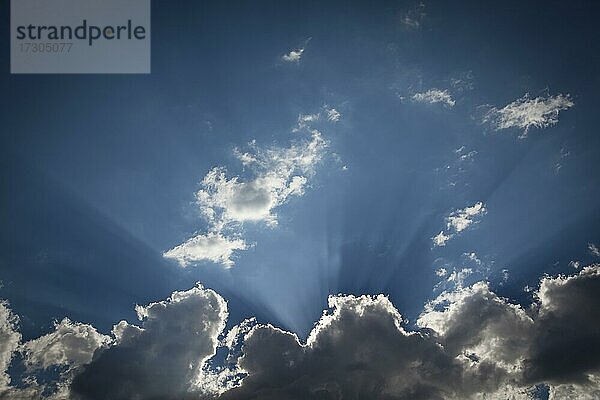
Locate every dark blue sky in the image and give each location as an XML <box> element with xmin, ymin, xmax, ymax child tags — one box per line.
<box><xmin>1</xmin><ymin>0</ymin><xmax>599</xmax><ymax>342</ymax></box>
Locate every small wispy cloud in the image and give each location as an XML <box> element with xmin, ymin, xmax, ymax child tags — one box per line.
<box><xmin>437</xmin><ymin>145</ymin><xmax>478</xmax><ymax>189</ymax></box>
<box><xmin>282</xmin><ymin>48</ymin><xmax>304</xmax><ymax>63</ymax></box>
<box><xmin>482</xmin><ymin>93</ymin><xmax>574</xmax><ymax>138</ymax></box>
<box><xmin>281</xmin><ymin>38</ymin><xmax>312</xmax><ymax>63</ymax></box>
<box><xmin>326</xmin><ymin>108</ymin><xmax>341</xmax><ymax>122</ymax></box>
<box><xmin>399</xmin><ymin>2</ymin><xmax>426</xmax><ymax>30</ymax></box>
<box><xmin>432</xmin><ymin>202</ymin><xmax>487</xmax><ymax>247</ymax></box>
<box><xmin>412</xmin><ymin>89</ymin><xmax>455</xmax><ymax>107</ymax></box>
<box><xmin>589</xmin><ymin>243</ymin><xmax>600</xmax><ymax>257</ymax></box>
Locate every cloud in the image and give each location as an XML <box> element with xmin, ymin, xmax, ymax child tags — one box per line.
<box><xmin>21</xmin><ymin>318</ymin><xmax>110</xmax><ymax>370</ymax></box>
<box><xmin>282</xmin><ymin>48</ymin><xmax>304</xmax><ymax>63</ymax></box>
<box><xmin>281</xmin><ymin>38</ymin><xmax>312</xmax><ymax>63</ymax></box>
<box><xmin>412</xmin><ymin>89</ymin><xmax>455</xmax><ymax>107</ymax></box>
<box><xmin>163</xmin><ymin>233</ymin><xmax>247</xmax><ymax>268</ymax></box>
<box><xmin>223</xmin><ymin>265</ymin><xmax>600</xmax><ymax>400</ymax></box>
<box><xmin>589</xmin><ymin>243</ymin><xmax>600</xmax><ymax>257</ymax></box>
<box><xmin>437</xmin><ymin>146</ymin><xmax>478</xmax><ymax>189</ymax></box>
<box><xmin>433</xmin><ymin>202</ymin><xmax>486</xmax><ymax>247</ymax></box>
<box><xmin>325</xmin><ymin>108</ymin><xmax>341</xmax><ymax>122</ymax></box>
<box><xmin>447</xmin><ymin>202</ymin><xmax>486</xmax><ymax>232</ymax></box>
<box><xmin>164</xmin><ymin>122</ymin><xmax>328</xmax><ymax>267</ymax></box>
<box><xmin>482</xmin><ymin>93</ymin><xmax>574</xmax><ymax>138</ymax></box>
<box><xmin>399</xmin><ymin>2</ymin><xmax>426</xmax><ymax>30</ymax></box>
<box><xmin>1</xmin><ymin>266</ymin><xmax>600</xmax><ymax>399</ymax></box>
<box><xmin>71</xmin><ymin>284</ymin><xmax>229</xmax><ymax>400</ymax></box>
<box><xmin>523</xmin><ymin>265</ymin><xmax>600</xmax><ymax>385</ymax></box>
<box><xmin>0</xmin><ymin>304</ymin><xmax>108</xmax><ymax>400</ymax></box>
<box><xmin>0</xmin><ymin>302</ymin><xmax>20</xmax><ymax>394</ymax></box>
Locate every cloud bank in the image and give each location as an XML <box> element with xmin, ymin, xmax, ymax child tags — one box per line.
<box><xmin>1</xmin><ymin>265</ymin><xmax>599</xmax><ymax>399</ymax></box>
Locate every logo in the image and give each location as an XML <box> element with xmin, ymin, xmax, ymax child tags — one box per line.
<box><xmin>11</xmin><ymin>0</ymin><xmax>150</xmax><ymax>74</ymax></box>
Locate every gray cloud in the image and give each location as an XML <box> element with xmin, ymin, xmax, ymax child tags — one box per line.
<box><xmin>70</xmin><ymin>284</ymin><xmax>228</xmax><ymax>400</ymax></box>
<box><xmin>1</xmin><ymin>266</ymin><xmax>599</xmax><ymax>399</ymax></box>
<box><xmin>223</xmin><ymin>265</ymin><xmax>600</xmax><ymax>400</ymax></box>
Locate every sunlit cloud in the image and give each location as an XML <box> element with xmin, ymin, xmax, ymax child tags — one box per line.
<box><xmin>163</xmin><ymin>232</ymin><xmax>248</xmax><ymax>268</ymax></box>
<box><xmin>433</xmin><ymin>202</ymin><xmax>486</xmax><ymax>247</ymax></box>
<box><xmin>164</xmin><ymin>117</ymin><xmax>329</xmax><ymax>267</ymax></box>
<box><xmin>412</xmin><ymin>89</ymin><xmax>455</xmax><ymax>107</ymax></box>
<box><xmin>326</xmin><ymin>108</ymin><xmax>341</xmax><ymax>122</ymax></box>
<box><xmin>482</xmin><ymin>93</ymin><xmax>574</xmax><ymax>138</ymax></box>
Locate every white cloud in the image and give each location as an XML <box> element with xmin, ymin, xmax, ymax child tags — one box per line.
<box><xmin>483</xmin><ymin>93</ymin><xmax>574</xmax><ymax>138</ymax></box>
<box><xmin>281</xmin><ymin>38</ymin><xmax>312</xmax><ymax>63</ymax></box>
<box><xmin>589</xmin><ymin>243</ymin><xmax>600</xmax><ymax>257</ymax></box>
<box><xmin>464</xmin><ymin>252</ymin><xmax>482</xmax><ymax>265</ymax></box>
<box><xmin>164</xmin><ymin>122</ymin><xmax>328</xmax><ymax>267</ymax></box>
<box><xmin>433</xmin><ymin>202</ymin><xmax>486</xmax><ymax>247</ymax></box>
<box><xmin>21</xmin><ymin>318</ymin><xmax>110</xmax><ymax>370</ymax></box>
<box><xmin>447</xmin><ymin>202</ymin><xmax>486</xmax><ymax>232</ymax></box>
<box><xmin>162</xmin><ymin>233</ymin><xmax>248</xmax><ymax>268</ymax></box>
<box><xmin>282</xmin><ymin>48</ymin><xmax>304</xmax><ymax>63</ymax></box>
<box><xmin>435</xmin><ymin>268</ymin><xmax>448</xmax><ymax>277</ymax></box>
<box><xmin>0</xmin><ymin>303</ymin><xmax>108</xmax><ymax>399</ymax></box>
<box><xmin>412</xmin><ymin>89</ymin><xmax>455</xmax><ymax>107</ymax></box>
<box><xmin>326</xmin><ymin>108</ymin><xmax>341</xmax><ymax>122</ymax></box>
<box><xmin>432</xmin><ymin>230</ymin><xmax>452</xmax><ymax>247</ymax></box>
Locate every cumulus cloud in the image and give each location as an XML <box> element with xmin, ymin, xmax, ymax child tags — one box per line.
<box><xmin>483</xmin><ymin>93</ymin><xmax>574</xmax><ymax>138</ymax></box>
<box><xmin>223</xmin><ymin>265</ymin><xmax>600</xmax><ymax>400</ymax></box>
<box><xmin>71</xmin><ymin>284</ymin><xmax>229</xmax><ymax>400</ymax></box>
<box><xmin>164</xmin><ymin>120</ymin><xmax>328</xmax><ymax>267</ymax></box>
<box><xmin>433</xmin><ymin>202</ymin><xmax>486</xmax><ymax>247</ymax></box>
<box><xmin>1</xmin><ymin>266</ymin><xmax>599</xmax><ymax>399</ymax></box>
<box><xmin>412</xmin><ymin>89</ymin><xmax>455</xmax><ymax>107</ymax></box>
<box><xmin>0</xmin><ymin>304</ymin><xmax>108</xmax><ymax>400</ymax></box>
<box><xmin>21</xmin><ymin>318</ymin><xmax>110</xmax><ymax>370</ymax></box>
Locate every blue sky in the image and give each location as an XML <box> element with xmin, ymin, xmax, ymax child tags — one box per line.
<box><xmin>1</xmin><ymin>1</ymin><xmax>600</xmax><ymax>399</ymax></box>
